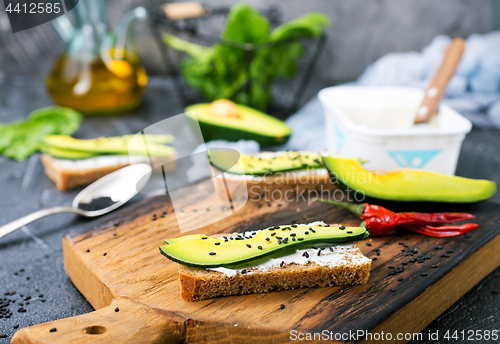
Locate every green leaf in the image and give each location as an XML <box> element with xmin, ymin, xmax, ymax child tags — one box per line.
<box><xmin>0</xmin><ymin>106</ymin><xmax>82</xmax><ymax>161</ymax></box>
<box><xmin>270</xmin><ymin>12</ymin><xmax>330</xmax><ymax>42</ymax></box>
<box><xmin>222</xmin><ymin>3</ymin><xmax>270</xmax><ymax>44</ymax></box>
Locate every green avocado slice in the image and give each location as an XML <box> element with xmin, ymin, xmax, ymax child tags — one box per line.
<box><xmin>39</xmin><ymin>143</ymin><xmax>98</xmax><ymax>159</ymax></box>
<box><xmin>323</xmin><ymin>156</ymin><xmax>496</xmax><ymax>203</ymax></box>
<box><xmin>186</xmin><ymin>103</ymin><xmax>291</xmax><ymax>146</ymax></box>
<box><xmin>209</xmin><ymin>150</ymin><xmax>323</xmax><ymax>175</ymax></box>
<box><xmin>160</xmin><ymin>224</ymin><xmax>368</xmax><ymax>268</ymax></box>
<box><xmin>42</xmin><ymin>135</ymin><xmax>176</xmax><ymax>157</ymax></box>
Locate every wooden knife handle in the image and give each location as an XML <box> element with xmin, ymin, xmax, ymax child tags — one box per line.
<box><xmin>161</xmin><ymin>2</ymin><xmax>210</xmax><ymax>20</ymax></box>
<box><xmin>414</xmin><ymin>37</ymin><xmax>466</xmax><ymax>124</ymax></box>
<box><xmin>11</xmin><ymin>298</ymin><xmax>185</xmax><ymax>344</ymax></box>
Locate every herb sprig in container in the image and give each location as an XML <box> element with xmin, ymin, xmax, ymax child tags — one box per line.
<box><xmin>151</xmin><ymin>2</ymin><xmax>330</xmax><ymax>116</ymax></box>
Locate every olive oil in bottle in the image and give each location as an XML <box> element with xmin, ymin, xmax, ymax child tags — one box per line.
<box><xmin>46</xmin><ymin>53</ymin><xmax>147</xmax><ymax>115</ymax></box>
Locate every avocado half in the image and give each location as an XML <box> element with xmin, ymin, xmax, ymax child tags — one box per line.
<box><xmin>323</xmin><ymin>156</ymin><xmax>496</xmax><ymax>203</ymax></box>
<box><xmin>186</xmin><ymin>101</ymin><xmax>292</xmax><ymax>146</ymax></box>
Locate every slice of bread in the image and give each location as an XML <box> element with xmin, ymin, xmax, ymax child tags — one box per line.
<box><xmin>177</xmin><ymin>231</ymin><xmax>371</xmax><ymax>301</ymax></box>
<box><xmin>41</xmin><ymin>154</ymin><xmax>176</xmax><ymax>190</ymax></box>
<box><xmin>211</xmin><ymin>152</ymin><xmax>337</xmax><ymax>201</ymax></box>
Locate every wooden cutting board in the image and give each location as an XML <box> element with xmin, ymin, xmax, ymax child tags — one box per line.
<box><xmin>11</xmin><ymin>183</ymin><xmax>500</xmax><ymax>344</ymax></box>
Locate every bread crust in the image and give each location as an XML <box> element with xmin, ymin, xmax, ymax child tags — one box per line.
<box><xmin>177</xmin><ymin>236</ymin><xmax>371</xmax><ymax>301</ymax></box>
<box><xmin>212</xmin><ymin>168</ymin><xmax>337</xmax><ymax>201</ymax></box>
<box><xmin>41</xmin><ymin>154</ymin><xmax>176</xmax><ymax>190</ymax></box>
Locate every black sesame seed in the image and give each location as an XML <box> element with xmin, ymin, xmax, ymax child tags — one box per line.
<box><xmin>202</xmin><ymin>237</ymin><xmax>208</xmax><ymax>240</ymax></box>
<box><xmin>441</xmin><ymin>254</ymin><xmax>450</xmax><ymax>258</ymax></box>
<box><xmin>372</xmin><ymin>257</ymin><xmax>378</xmax><ymax>261</ymax></box>
<box><xmin>398</xmin><ymin>277</ymin><xmax>403</xmax><ymax>281</ymax></box>
<box><xmin>389</xmin><ymin>271</ymin><xmax>396</xmax><ymax>275</ymax></box>
<box><xmin>298</xmin><ymin>238</ymin><xmax>304</xmax><ymax>241</ymax></box>
<box><xmin>103</xmin><ymin>253</ymin><xmax>107</xmax><ymax>256</ymax></box>
<box><xmin>431</xmin><ymin>265</ymin><xmax>438</xmax><ymax>268</ymax></box>
<box><xmin>291</xmin><ymin>224</ymin><xmax>297</xmax><ymax>228</ymax></box>
<box><xmin>366</xmin><ymin>243</ymin><xmax>372</xmax><ymax>246</ymax></box>
<box><xmin>271</xmin><ymin>233</ymin><xmax>276</xmax><ymax>237</ymax></box>
<box><xmin>86</xmin><ymin>249</ymin><xmax>90</xmax><ymax>253</ymax></box>
<box><xmin>339</xmin><ymin>225</ymin><xmax>345</xmax><ymax>230</ymax></box>
<box><xmin>390</xmin><ymin>288</ymin><xmax>396</xmax><ymax>292</ymax></box>
<box><xmin>280</xmin><ymin>304</ymin><xmax>285</xmax><ymax>310</ymax></box>
<box><xmin>115</xmin><ymin>307</ymin><xmax>119</xmax><ymax>312</ymax></box>
<box><xmin>409</xmin><ymin>259</ymin><xmax>416</xmax><ymax>262</ymax></box>
<box><xmin>447</xmin><ymin>250</ymin><xmax>454</xmax><ymax>253</ymax></box>
<box><xmin>290</xmin><ymin>233</ymin><xmax>296</xmax><ymax>237</ymax></box>
<box><xmin>215</xmin><ymin>242</ymin><xmax>220</xmax><ymax>245</ymax></box>
<box><xmin>241</xmin><ymin>269</ymin><xmax>246</xmax><ymax>274</ymax></box>
<box><xmin>310</xmin><ymin>228</ymin><xmax>316</xmax><ymax>233</ymax></box>
<box><xmin>302</xmin><ymin>252</ymin><xmax>309</xmax><ymax>258</ymax></box>
<box><xmin>304</xmin><ymin>231</ymin><xmax>309</xmax><ymax>235</ymax></box>
<box><xmin>384</xmin><ymin>241</ymin><xmax>390</xmax><ymax>245</ymax></box>
<box><xmin>113</xmin><ymin>233</ymin><xmax>117</xmax><ymax>237</ymax></box>
<box><xmin>277</xmin><ymin>240</ymin><xmax>281</xmax><ymax>244</ymax></box>
<box><xmin>317</xmin><ymin>250</ymin><xmax>321</xmax><ymax>256</ymax></box>
<box><xmin>246</xmin><ymin>244</ymin><xmax>251</xmax><ymax>248</ymax></box>
<box><xmin>274</xmin><ymin>226</ymin><xmax>280</xmax><ymax>230</ymax></box>
<box><xmin>209</xmin><ymin>252</ymin><xmax>216</xmax><ymax>256</ymax></box>
<box><xmin>376</xmin><ymin>252</ymin><xmax>380</xmax><ymax>256</ymax></box>
<box><xmin>402</xmin><ymin>262</ymin><xmax>408</xmax><ymax>266</ymax></box>
<box><xmin>329</xmin><ymin>247</ymin><xmax>334</xmax><ymax>252</ymax></box>
<box><xmin>280</xmin><ymin>261</ymin><xmax>285</xmax><ymax>267</ymax></box>
<box><xmin>266</xmin><ymin>238</ymin><xmax>270</xmax><ymax>241</ymax></box>
<box><xmin>276</xmin><ymin>236</ymin><xmax>283</xmax><ymax>240</ymax></box>
<box><xmin>346</xmin><ymin>231</ymin><xmax>353</xmax><ymax>234</ymax></box>
<box><xmin>436</xmin><ymin>245</ymin><xmax>443</xmax><ymax>250</ymax></box>
<box><xmin>388</xmin><ymin>266</ymin><xmax>395</xmax><ymax>269</ymax></box>
<box><xmin>258</xmin><ymin>246</ymin><xmax>263</xmax><ymax>250</ymax></box>
<box><xmin>421</xmin><ymin>273</ymin><xmax>428</xmax><ymax>277</ymax></box>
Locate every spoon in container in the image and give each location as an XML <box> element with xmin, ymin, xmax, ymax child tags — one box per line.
<box><xmin>414</xmin><ymin>37</ymin><xmax>466</xmax><ymax>124</ymax></box>
<box><xmin>0</xmin><ymin>163</ymin><xmax>152</xmax><ymax>239</ymax></box>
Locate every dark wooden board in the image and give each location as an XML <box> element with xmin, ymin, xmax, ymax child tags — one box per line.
<box><xmin>11</xmin><ymin>183</ymin><xmax>500</xmax><ymax>344</ymax></box>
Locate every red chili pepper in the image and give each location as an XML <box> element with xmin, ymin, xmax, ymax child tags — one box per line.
<box><xmin>315</xmin><ymin>199</ymin><xmax>477</xmax><ymax>237</ymax></box>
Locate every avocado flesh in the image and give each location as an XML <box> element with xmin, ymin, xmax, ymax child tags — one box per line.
<box><xmin>42</xmin><ymin>135</ymin><xmax>176</xmax><ymax>157</ymax></box>
<box><xmin>160</xmin><ymin>224</ymin><xmax>368</xmax><ymax>268</ymax></box>
<box><xmin>40</xmin><ymin>144</ymin><xmax>98</xmax><ymax>159</ymax></box>
<box><xmin>186</xmin><ymin>103</ymin><xmax>292</xmax><ymax>146</ymax></box>
<box><xmin>323</xmin><ymin>156</ymin><xmax>496</xmax><ymax>203</ymax></box>
<box><xmin>209</xmin><ymin>151</ymin><xmax>323</xmax><ymax>175</ymax></box>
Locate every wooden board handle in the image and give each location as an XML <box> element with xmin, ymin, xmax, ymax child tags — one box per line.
<box><xmin>414</xmin><ymin>37</ymin><xmax>466</xmax><ymax>124</ymax></box>
<box><xmin>11</xmin><ymin>298</ymin><xmax>185</xmax><ymax>344</ymax></box>
<box><xmin>161</xmin><ymin>2</ymin><xmax>210</xmax><ymax>20</ymax></box>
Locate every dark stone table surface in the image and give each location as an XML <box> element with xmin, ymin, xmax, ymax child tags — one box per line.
<box><xmin>0</xmin><ymin>76</ymin><xmax>499</xmax><ymax>343</ymax></box>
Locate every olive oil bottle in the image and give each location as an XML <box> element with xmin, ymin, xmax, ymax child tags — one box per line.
<box><xmin>46</xmin><ymin>0</ymin><xmax>148</xmax><ymax>115</ymax></box>
<box><xmin>46</xmin><ymin>52</ymin><xmax>147</xmax><ymax>114</ymax></box>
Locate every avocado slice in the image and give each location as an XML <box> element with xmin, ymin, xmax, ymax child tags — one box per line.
<box><xmin>160</xmin><ymin>223</ymin><xmax>368</xmax><ymax>268</ymax></box>
<box><xmin>209</xmin><ymin>150</ymin><xmax>323</xmax><ymax>175</ymax></box>
<box><xmin>42</xmin><ymin>135</ymin><xmax>175</xmax><ymax>157</ymax></box>
<box><xmin>323</xmin><ymin>156</ymin><xmax>496</xmax><ymax>203</ymax></box>
<box><xmin>186</xmin><ymin>100</ymin><xmax>292</xmax><ymax>146</ymax></box>
<box><xmin>39</xmin><ymin>143</ymin><xmax>98</xmax><ymax>159</ymax></box>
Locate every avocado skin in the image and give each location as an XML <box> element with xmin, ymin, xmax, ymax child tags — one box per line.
<box><xmin>185</xmin><ymin>104</ymin><xmax>291</xmax><ymax>147</ymax></box>
<box><xmin>159</xmin><ymin>225</ymin><xmax>369</xmax><ymax>268</ymax></box>
<box><xmin>209</xmin><ymin>150</ymin><xmax>323</xmax><ymax>175</ymax></box>
<box><xmin>323</xmin><ymin>156</ymin><xmax>497</xmax><ymax>204</ymax></box>
<box><xmin>39</xmin><ymin>143</ymin><xmax>98</xmax><ymax>159</ymax></box>
<box><xmin>192</xmin><ymin>118</ymin><xmax>291</xmax><ymax>146</ymax></box>
<box><xmin>42</xmin><ymin>135</ymin><xmax>175</xmax><ymax>157</ymax></box>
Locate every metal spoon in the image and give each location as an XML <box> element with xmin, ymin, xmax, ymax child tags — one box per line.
<box><xmin>0</xmin><ymin>163</ymin><xmax>152</xmax><ymax>239</ymax></box>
